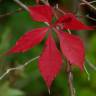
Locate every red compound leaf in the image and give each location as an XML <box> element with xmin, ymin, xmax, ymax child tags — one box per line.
<box><xmin>55</xmin><ymin>13</ymin><xmax>93</xmax><ymax>30</ymax></box>
<box><xmin>8</xmin><ymin>27</ymin><xmax>49</xmax><ymax>53</ymax></box>
<box><xmin>58</xmin><ymin>31</ymin><xmax>85</xmax><ymax>70</ymax></box>
<box><xmin>39</xmin><ymin>34</ymin><xmax>62</xmax><ymax>88</ymax></box>
<box><xmin>28</xmin><ymin>5</ymin><xmax>53</xmax><ymax>23</ymax></box>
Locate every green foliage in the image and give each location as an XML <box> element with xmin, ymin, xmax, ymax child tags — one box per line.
<box><xmin>0</xmin><ymin>82</ymin><xmax>24</xmax><ymax>96</ymax></box>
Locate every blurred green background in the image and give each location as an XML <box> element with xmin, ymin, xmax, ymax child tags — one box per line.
<box><xmin>0</xmin><ymin>0</ymin><xmax>96</xmax><ymax>96</ymax></box>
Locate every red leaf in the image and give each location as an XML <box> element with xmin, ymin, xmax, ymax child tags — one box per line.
<box><xmin>55</xmin><ymin>13</ymin><xmax>93</xmax><ymax>30</ymax></box>
<box><xmin>28</xmin><ymin>5</ymin><xmax>53</xmax><ymax>23</ymax></box>
<box><xmin>9</xmin><ymin>27</ymin><xmax>49</xmax><ymax>53</ymax></box>
<box><xmin>58</xmin><ymin>31</ymin><xmax>85</xmax><ymax>69</ymax></box>
<box><xmin>39</xmin><ymin>34</ymin><xmax>62</xmax><ymax>88</ymax></box>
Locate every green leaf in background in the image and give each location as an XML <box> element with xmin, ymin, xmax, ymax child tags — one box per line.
<box><xmin>0</xmin><ymin>82</ymin><xmax>25</xmax><ymax>96</ymax></box>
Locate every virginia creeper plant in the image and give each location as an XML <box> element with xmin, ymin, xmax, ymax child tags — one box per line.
<box><xmin>1</xmin><ymin>0</ymin><xmax>95</xmax><ymax>96</ymax></box>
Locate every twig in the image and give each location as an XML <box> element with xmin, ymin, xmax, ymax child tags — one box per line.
<box><xmin>77</xmin><ymin>14</ymin><xmax>96</xmax><ymax>22</ymax></box>
<box><xmin>55</xmin><ymin>5</ymin><xmax>96</xmax><ymax>22</ymax></box>
<box><xmin>55</xmin><ymin>5</ymin><xmax>96</xmax><ymax>23</ymax></box>
<box><xmin>80</xmin><ymin>1</ymin><xmax>96</xmax><ymax>5</ymax></box>
<box><xmin>55</xmin><ymin>4</ymin><xmax>66</xmax><ymax>14</ymax></box>
<box><xmin>0</xmin><ymin>0</ymin><xmax>49</xmax><ymax>83</ymax></box>
<box><xmin>1</xmin><ymin>4</ymin><xmax>96</xmax><ymax>23</ymax></box>
<box><xmin>84</xmin><ymin>64</ymin><xmax>90</xmax><ymax>80</ymax></box>
<box><xmin>0</xmin><ymin>8</ymin><xmax>23</xmax><ymax>19</ymax></box>
<box><xmin>51</xmin><ymin>6</ymin><xmax>76</xmax><ymax>96</ymax></box>
<box><xmin>14</xmin><ymin>0</ymin><xmax>30</xmax><ymax>12</ymax></box>
<box><xmin>85</xmin><ymin>14</ymin><xmax>96</xmax><ymax>22</ymax></box>
<box><xmin>86</xmin><ymin>58</ymin><xmax>96</xmax><ymax>71</ymax></box>
<box><xmin>82</xmin><ymin>0</ymin><xmax>96</xmax><ymax>11</ymax></box>
<box><xmin>40</xmin><ymin>0</ymin><xmax>49</xmax><ymax>5</ymax></box>
<box><xmin>52</xmin><ymin>3</ymin><xmax>76</xmax><ymax>95</ymax></box>
<box><xmin>0</xmin><ymin>56</ymin><xmax>39</xmax><ymax>80</ymax></box>
<box><xmin>53</xmin><ymin>27</ymin><xmax>76</xmax><ymax>96</ymax></box>
<box><xmin>67</xmin><ymin>30</ymin><xmax>76</xmax><ymax>96</ymax></box>
<box><xmin>67</xmin><ymin>62</ymin><xmax>76</xmax><ymax>96</ymax></box>
<box><xmin>1</xmin><ymin>0</ymin><xmax>34</xmax><ymax>19</ymax></box>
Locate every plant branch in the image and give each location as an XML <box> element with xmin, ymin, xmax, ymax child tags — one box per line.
<box><xmin>86</xmin><ymin>58</ymin><xmax>96</xmax><ymax>71</ymax></box>
<box><xmin>49</xmin><ymin>5</ymin><xmax>76</xmax><ymax>96</ymax></box>
<box><xmin>0</xmin><ymin>8</ymin><xmax>23</xmax><ymax>19</ymax></box>
<box><xmin>0</xmin><ymin>56</ymin><xmax>39</xmax><ymax>80</ymax></box>
<box><xmin>0</xmin><ymin>0</ymin><xmax>30</xmax><ymax>19</ymax></box>
<box><xmin>14</xmin><ymin>0</ymin><xmax>30</xmax><ymax>12</ymax></box>
<box><xmin>80</xmin><ymin>1</ymin><xmax>96</xmax><ymax>5</ymax></box>
<box><xmin>55</xmin><ymin>4</ymin><xmax>66</xmax><ymax>14</ymax></box>
<box><xmin>67</xmin><ymin>62</ymin><xmax>76</xmax><ymax>96</ymax></box>
<box><xmin>0</xmin><ymin>0</ymin><xmax>49</xmax><ymax>82</ymax></box>
<box><xmin>84</xmin><ymin>64</ymin><xmax>90</xmax><ymax>80</ymax></box>
<box><xmin>53</xmin><ymin>27</ymin><xmax>76</xmax><ymax>96</ymax></box>
<box><xmin>55</xmin><ymin>5</ymin><xmax>96</xmax><ymax>23</ymax></box>
<box><xmin>81</xmin><ymin>0</ymin><xmax>96</xmax><ymax>11</ymax></box>
<box><xmin>1</xmin><ymin>5</ymin><xmax>96</xmax><ymax>23</ymax></box>
<box><xmin>67</xmin><ymin>29</ymin><xmax>76</xmax><ymax>96</ymax></box>
<box><xmin>52</xmin><ymin>4</ymin><xmax>76</xmax><ymax>95</ymax></box>
<box><xmin>40</xmin><ymin>0</ymin><xmax>49</xmax><ymax>5</ymax></box>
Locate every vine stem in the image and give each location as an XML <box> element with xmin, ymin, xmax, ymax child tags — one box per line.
<box><xmin>0</xmin><ymin>8</ymin><xmax>23</xmax><ymax>18</ymax></box>
<box><xmin>86</xmin><ymin>58</ymin><xmax>96</xmax><ymax>71</ymax></box>
<box><xmin>67</xmin><ymin>29</ymin><xmax>76</xmax><ymax>96</ymax></box>
<box><xmin>53</xmin><ymin>27</ymin><xmax>76</xmax><ymax>96</ymax></box>
<box><xmin>81</xmin><ymin>0</ymin><xmax>96</xmax><ymax>11</ymax></box>
<box><xmin>14</xmin><ymin>0</ymin><xmax>30</xmax><ymax>12</ymax></box>
<box><xmin>0</xmin><ymin>56</ymin><xmax>39</xmax><ymax>80</ymax></box>
<box><xmin>67</xmin><ymin>62</ymin><xmax>76</xmax><ymax>96</ymax></box>
<box><xmin>80</xmin><ymin>0</ymin><xmax>96</xmax><ymax>5</ymax></box>
<box><xmin>54</xmin><ymin>6</ymin><xmax>76</xmax><ymax>94</ymax></box>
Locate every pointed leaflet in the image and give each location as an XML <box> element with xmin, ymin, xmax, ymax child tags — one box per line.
<box><xmin>39</xmin><ymin>34</ymin><xmax>62</xmax><ymax>88</ymax></box>
<box><xmin>55</xmin><ymin>13</ymin><xmax>93</xmax><ymax>30</ymax></box>
<box><xmin>9</xmin><ymin>27</ymin><xmax>49</xmax><ymax>53</ymax></box>
<box><xmin>58</xmin><ymin>31</ymin><xmax>85</xmax><ymax>69</ymax></box>
<box><xmin>28</xmin><ymin>5</ymin><xmax>53</xmax><ymax>23</ymax></box>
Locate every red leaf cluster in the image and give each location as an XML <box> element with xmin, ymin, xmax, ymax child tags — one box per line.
<box><xmin>8</xmin><ymin>5</ymin><xmax>94</xmax><ymax>88</ymax></box>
